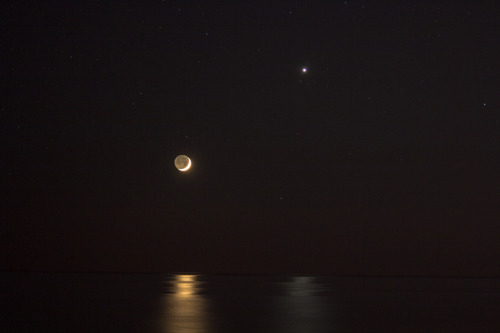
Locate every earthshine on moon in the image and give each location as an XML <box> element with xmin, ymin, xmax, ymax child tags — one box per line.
<box><xmin>175</xmin><ymin>155</ymin><xmax>191</xmax><ymax>172</ymax></box>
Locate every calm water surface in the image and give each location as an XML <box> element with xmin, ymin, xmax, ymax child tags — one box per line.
<box><xmin>3</xmin><ymin>272</ymin><xmax>500</xmax><ymax>332</ymax></box>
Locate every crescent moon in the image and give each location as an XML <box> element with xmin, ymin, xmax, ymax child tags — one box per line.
<box><xmin>178</xmin><ymin>157</ymin><xmax>191</xmax><ymax>172</ymax></box>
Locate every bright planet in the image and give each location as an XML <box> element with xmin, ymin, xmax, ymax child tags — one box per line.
<box><xmin>174</xmin><ymin>155</ymin><xmax>191</xmax><ymax>172</ymax></box>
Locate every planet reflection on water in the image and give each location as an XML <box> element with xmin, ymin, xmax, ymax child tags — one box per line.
<box><xmin>272</xmin><ymin>276</ymin><xmax>334</xmax><ymax>332</ymax></box>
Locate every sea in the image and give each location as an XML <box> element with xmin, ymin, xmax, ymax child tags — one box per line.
<box><xmin>2</xmin><ymin>272</ymin><xmax>500</xmax><ymax>332</ymax></box>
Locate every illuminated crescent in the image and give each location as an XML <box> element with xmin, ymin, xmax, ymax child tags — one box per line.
<box><xmin>179</xmin><ymin>158</ymin><xmax>191</xmax><ymax>172</ymax></box>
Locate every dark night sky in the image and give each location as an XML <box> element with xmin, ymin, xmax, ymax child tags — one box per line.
<box><xmin>2</xmin><ymin>1</ymin><xmax>500</xmax><ymax>275</ymax></box>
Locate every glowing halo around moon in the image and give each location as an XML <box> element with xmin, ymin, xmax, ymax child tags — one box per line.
<box><xmin>174</xmin><ymin>155</ymin><xmax>192</xmax><ymax>172</ymax></box>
